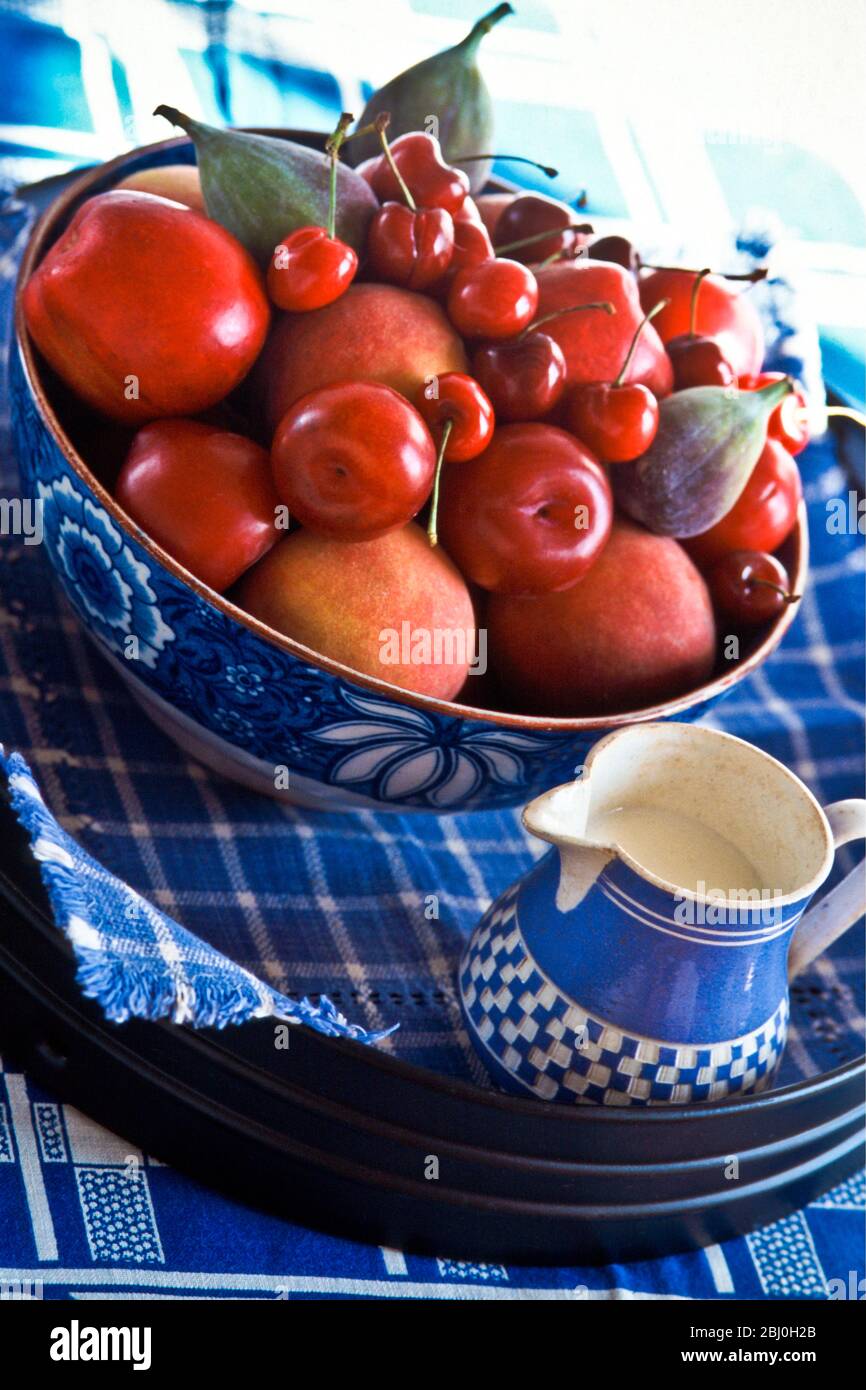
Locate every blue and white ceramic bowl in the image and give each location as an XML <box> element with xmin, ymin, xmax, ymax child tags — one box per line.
<box><xmin>10</xmin><ymin>133</ymin><xmax>808</xmax><ymax>813</ymax></box>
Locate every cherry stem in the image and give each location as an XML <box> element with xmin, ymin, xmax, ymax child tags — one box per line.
<box><xmin>495</xmin><ymin>224</ymin><xmax>593</xmax><ymax>255</ymax></box>
<box><xmin>537</xmin><ymin>248</ymin><xmax>570</xmax><ymax>269</ymax></box>
<box><xmin>427</xmin><ymin>418</ymin><xmax>453</xmax><ymax>548</ymax></box>
<box><xmin>375</xmin><ymin>113</ymin><xmax>416</xmax><ymax>211</ymax></box>
<box><xmin>747</xmin><ymin>577</ymin><xmax>801</xmax><ymax>604</ymax></box>
<box><xmin>341</xmin><ymin>118</ymin><xmax>381</xmax><ymax>145</ymax></box>
<box><xmin>458</xmin><ymin>154</ymin><xmax>559</xmax><ymax>179</ymax></box>
<box><xmin>686</xmin><ymin>269</ymin><xmax>711</xmax><ymax>338</ymax></box>
<box><xmin>639</xmin><ymin>262</ymin><xmax>769</xmax><ymax>287</ymax></box>
<box><xmin>613</xmin><ymin>298</ymin><xmax>669</xmax><ymax>387</ymax></box>
<box><xmin>324</xmin><ymin>112</ymin><xmax>353</xmax><ymax>240</ymax></box>
<box><xmin>537</xmin><ymin>244</ymin><xmax>594</xmax><ymax>268</ymax></box>
<box><xmin>522</xmin><ymin>301</ymin><xmax>615</xmax><ymax>338</ymax></box>
<box><xmin>826</xmin><ymin>406</ymin><xmax>866</xmax><ymax>429</ymax></box>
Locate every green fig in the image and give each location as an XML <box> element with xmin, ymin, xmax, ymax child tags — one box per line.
<box><xmin>346</xmin><ymin>4</ymin><xmax>513</xmax><ymax>193</ymax></box>
<box><xmin>154</xmin><ymin>106</ymin><xmax>378</xmax><ymax>267</ymax></box>
<box><xmin>613</xmin><ymin>378</ymin><xmax>793</xmax><ymax>538</ymax></box>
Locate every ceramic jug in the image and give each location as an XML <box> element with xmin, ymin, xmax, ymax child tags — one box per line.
<box><xmin>460</xmin><ymin>723</ymin><xmax>865</xmax><ymax>1106</ymax></box>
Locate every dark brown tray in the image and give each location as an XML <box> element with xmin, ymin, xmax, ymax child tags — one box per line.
<box><xmin>1</xmin><ymin>784</ymin><xmax>862</xmax><ymax>1266</ymax></box>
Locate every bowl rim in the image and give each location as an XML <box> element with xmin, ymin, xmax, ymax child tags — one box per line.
<box><xmin>13</xmin><ymin>130</ymin><xmax>809</xmax><ymax>733</ymax></box>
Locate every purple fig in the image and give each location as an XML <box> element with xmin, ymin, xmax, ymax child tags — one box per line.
<box><xmin>613</xmin><ymin>377</ymin><xmax>793</xmax><ymax>537</ymax></box>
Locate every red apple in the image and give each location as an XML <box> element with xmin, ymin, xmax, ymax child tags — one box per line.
<box><xmin>116</xmin><ymin>419</ymin><xmax>279</xmax><ymax>592</ymax></box>
<box><xmin>23</xmin><ymin>191</ymin><xmax>269</xmax><ymax>425</ymax></box>
<box><xmin>534</xmin><ymin>260</ymin><xmax>674</xmax><ymax>399</ymax></box>
<box><xmin>474</xmin><ymin>193</ymin><xmax>515</xmax><ymax>239</ymax></box>
<box><xmin>639</xmin><ymin>269</ymin><xmax>764</xmax><ymax>379</ymax></box>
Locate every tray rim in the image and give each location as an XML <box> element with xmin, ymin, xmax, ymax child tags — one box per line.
<box><xmin>1</xmin><ymin>791</ymin><xmax>862</xmax><ymax>1127</ymax></box>
<box><xmin>1</xmin><ymin>793</ymin><xmax>862</xmax><ymax>1264</ymax></box>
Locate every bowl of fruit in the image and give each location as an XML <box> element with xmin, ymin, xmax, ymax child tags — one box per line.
<box><xmin>11</xmin><ymin>90</ymin><xmax>808</xmax><ymax>813</ymax></box>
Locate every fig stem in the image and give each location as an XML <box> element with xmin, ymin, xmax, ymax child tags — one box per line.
<box><xmin>687</xmin><ymin>269</ymin><xmax>712</xmax><ymax>338</ymax></box>
<box><xmin>495</xmin><ymin>224</ymin><xmax>593</xmax><ymax>255</ymax></box>
<box><xmin>324</xmin><ymin>113</ymin><xmax>353</xmax><ymax>240</ymax></box>
<box><xmin>459</xmin><ymin>154</ymin><xmax>558</xmax><ymax>178</ymax></box>
<box><xmin>463</xmin><ymin>3</ymin><xmax>514</xmax><ymax>49</ymax></box>
<box><xmin>523</xmin><ymin>301</ymin><xmax>615</xmax><ymax>338</ymax></box>
<box><xmin>427</xmin><ymin>418</ymin><xmax>453</xmax><ymax>548</ymax></box>
<box><xmin>375</xmin><ymin>113</ymin><xmax>416</xmax><ymax>211</ymax></box>
<box><xmin>826</xmin><ymin>406</ymin><xmax>866</xmax><ymax>429</ymax></box>
<box><xmin>754</xmin><ymin>376</ymin><xmax>794</xmax><ymax>409</ymax></box>
<box><xmin>153</xmin><ymin>104</ymin><xmax>192</xmax><ymax>132</ymax></box>
<box><xmin>613</xmin><ymin>298</ymin><xmax>668</xmax><ymax>388</ymax></box>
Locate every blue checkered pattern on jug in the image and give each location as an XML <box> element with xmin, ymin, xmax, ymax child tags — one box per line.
<box><xmin>459</xmin><ymin>885</ymin><xmax>789</xmax><ymax>1106</ymax></box>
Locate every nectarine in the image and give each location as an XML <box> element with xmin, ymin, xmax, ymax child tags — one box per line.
<box><xmin>116</xmin><ymin>164</ymin><xmax>206</xmax><ymax>213</ymax></box>
<box><xmin>235</xmin><ymin>523</ymin><xmax>477</xmax><ymax>701</ymax></box>
<box><xmin>253</xmin><ymin>283</ymin><xmax>468</xmax><ymax>437</ymax></box>
<box><xmin>487</xmin><ymin>519</ymin><xmax>716</xmax><ymax>716</ymax></box>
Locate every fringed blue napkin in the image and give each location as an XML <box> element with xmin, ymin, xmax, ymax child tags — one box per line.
<box><xmin>1</xmin><ymin>747</ymin><xmax>392</xmax><ymax>1045</ymax></box>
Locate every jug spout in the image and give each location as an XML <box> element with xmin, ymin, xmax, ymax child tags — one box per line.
<box><xmin>522</xmin><ymin>778</ymin><xmax>593</xmax><ymax>848</ymax></box>
<box><xmin>523</xmin><ymin>778</ymin><xmax>616</xmax><ymax>913</ymax></box>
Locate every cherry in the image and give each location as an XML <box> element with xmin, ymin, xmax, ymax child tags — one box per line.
<box><xmin>369</xmin><ymin>130</ymin><xmax>470</xmax><ymax>215</ymax></box>
<box><xmin>368</xmin><ymin>202</ymin><xmax>454</xmax><ymax>290</ymax></box>
<box><xmin>662</xmin><ymin>268</ymin><xmax>739</xmax><ymax>389</ymax></box>
<box><xmin>267</xmin><ymin>114</ymin><xmax>358</xmax><ymax>311</ymax></box>
<box><xmin>270</xmin><ymin>381</ymin><xmax>436</xmax><ymax>541</ymax></box>
<box><xmin>415</xmin><ymin>372</ymin><xmax>495</xmax><ymax>462</ymax></box>
<box><xmin>709</xmin><ymin>550</ymin><xmax>799</xmax><ymax>628</ymax></box>
<box><xmin>588</xmin><ymin>234</ymin><xmax>640</xmax><ymax>272</ymax></box>
<box><xmin>474</xmin><ymin>333</ymin><xmax>566</xmax><ymax>422</ymax></box>
<box><xmin>685</xmin><ymin>438</ymin><xmax>802</xmax><ymax>565</ymax></box>
<box><xmin>365</xmin><ymin>117</ymin><xmax>454</xmax><ymax>290</ymax></box>
<box><xmin>472</xmin><ymin>302</ymin><xmax>613</xmax><ymax>422</ymax></box>
<box><xmin>433</xmin><ymin>217</ymin><xmax>494</xmax><ymax>295</ymax></box>
<box><xmin>447</xmin><ymin>258</ymin><xmax>538</xmax><ymax>339</ymax></box>
<box><xmin>415</xmin><ymin>372</ymin><xmax>495</xmax><ymax>546</ymax></box>
<box><xmin>268</xmin><ymin>227</ymin><xmax>358</xmax><ymax>312</ymax></box>
<box><xmin>739</xmin><ymin>371</ymin><xmax>810</xmax><ymax>455</ymax></box>
<box><xmin>494</xmin><ymin>192</ymin><xmax>591</xmax><ymax>264</ymax></box>
<box><xmin>668</xmin><ymin>334</ymin><xmax>736</xmax><ymax>389</ymax></box>
<box><xmin>437</xmin><ymin>423</ymin><xmax>613</xmax><ymax>595</ymax></box>
<box><xmin>454</xmin><ymin>196</ymin><xmax>485</xmax><ymax>227</ymax></box>
<box><xmin>565</xmin><ymin>301</ymin><xmax>667</xmax><ymax>462</ymax></box>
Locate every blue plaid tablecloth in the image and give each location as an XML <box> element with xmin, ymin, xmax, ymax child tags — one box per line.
<box><xmin>0</xmin><ymin>0</ymin><xmax>863</xmax><ymax>1301</ymax></box>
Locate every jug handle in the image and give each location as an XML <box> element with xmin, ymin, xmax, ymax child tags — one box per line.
<box><xmin>788</xmin><ymin>800</ymin><xmax>866</xmax><ymax>980</ymax></box>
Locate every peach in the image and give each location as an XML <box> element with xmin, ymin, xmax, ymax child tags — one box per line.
<box><xmin>235</xmin><ymin>523</ymin><xmax>477</xmax><ymax>701</ymax></box>
<box><xmin>487</xmin><ymin>519</ymin><xmax>716</xmax><ymax>716</ymax></box>
<box><xmin>253</xmin><ymin>283</ymin><xmax>468</xmax><ymax>437</ymax></box>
